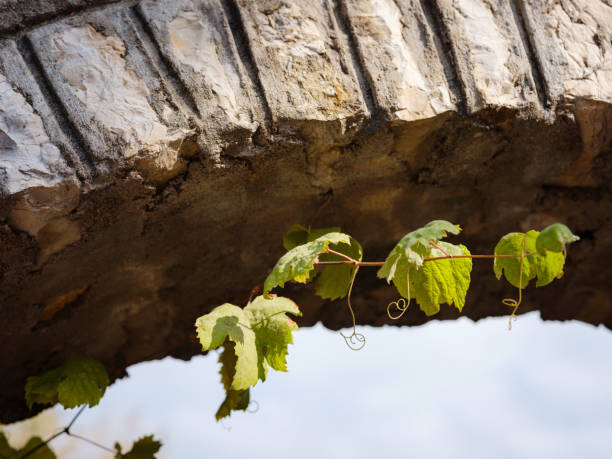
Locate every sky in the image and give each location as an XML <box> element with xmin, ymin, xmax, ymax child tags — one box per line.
<box><xmin>4</xmin><ymin>312</ymin><xmax>612</xmax><ymax>459</ymax></box>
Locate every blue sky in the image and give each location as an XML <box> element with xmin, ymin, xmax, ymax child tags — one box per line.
<box><xmin>4</xmin><ymin>312</ymin><xmax>612</xmax><ymax>458</ymax></box>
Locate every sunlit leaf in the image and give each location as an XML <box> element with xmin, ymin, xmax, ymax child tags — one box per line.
<box><xmin>195</xmin><ymin>295</ymin><xmax>301</xmax><ymax>420</ymax></box>
<box><xmin>536</xmin><ymin>223</ymin><xmax>580</xmax><ymax>255</ymax></box>
<box><xmin>494</xmin><ymin>231</ymin><xmax>565</xmax><ymax>288</ymax></box>
<box><xmin>264</xmin><ymin>232</ymin><xmax>350</xmax><ymax>294</ymax></box>
<box><xmin>315</xmin><ymin>236</ymin><xmax>363</xmax><ymax>300</ymax></box>
<box><xmin>385</xmin><ymin>241</ymin><xmax>472</xmax><ymax>316</ymax></box>
<box><xmin>378</xmin><ymin>220</ymin><xmax>461</xmax><ymax>282</ymax></box>
<box><xmin>25</xmin><ymin>356</ymin><xmax>109</xmax><ymax>409</ymax></box>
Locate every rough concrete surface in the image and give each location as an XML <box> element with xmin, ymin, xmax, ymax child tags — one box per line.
<box><xmin>0</xmin><ymin>0</ymin><xmax>611</xmax><ymax>422</ymax></box>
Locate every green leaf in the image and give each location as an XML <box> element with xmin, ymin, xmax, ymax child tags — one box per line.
<box><xmin>195</xmin><ymin>296</ymin><xmax>301</xmax><ymax>392</ymax></box>
<box><xmin>25</xmin><ymin>356</ymin><xmax>109</xmax><ymax>409</ymax></box>
<box><xmin>215</xmin><ymin>388</ymin><xmax>250</xmax><ymax>420</ymax></box>
<box><xmin>196</xmin><ymin>296</ymin><xmax>300</xmax><ymax>421</ymax></box>
<box><xmin>215</xmin><ymin>341</ymin><xmax>251</xmax><ymax>420</ymax></box>
<box><xmin>0</xmin><ymin>432</ymin><xmax>56</xmax><ymax>459</ymax></box>
<box><xmin>307</xmin><ymin>227</ymin><xmax>342</xmax><ymax>242</ymax></box>
<box><xmin>281</xmin><ymin>225</ymin><xmax>362</xmax><ymax>300</ymax></box>
<box><xmin>215</xmin><ymin>389</ymin><xmax>250</xmax><ymax>421</ymax></box>
<box><xmin>19</xmin><ymin>437</ymin><xmax>56</xmax><ymax>459</ymax></box>
<box><xmin>0</xmin><ymin>433</ymin><xmax>11</xmax><ymax>458</ymax></box>
<box><xmin>282</xmin><ymin>225</ymin><xmax>342</xmax><ymax>251</ymax></box>
<box><xmin>411</xmin><ymin>243</ymin><xmax>472</xmax><ymax>316</ymax></box>
<box><xmin>194</xmin><ymin>304</ymin><xmax>258</xmax><ymax>389</ymax></box>
<box><xmin>536</xmin><ymin>223</ymin><xmax>580</xmax><ymax>255</ymax></box>
<box><xmin>385</xmin><ymin>242</ymin><xmax>472</xmax><ymax>316</ymax></box>
<box><xmin>115</xmin><ymin>435</ymin><xmax>162</xmax><ymax>459</ymax></box>
<box><xmin>264</xmin><ymin>232</ymin><xmax>350</xmax><ymax>294</ymax></box>
<box><xmin>283</xmin><ymin>224</ymin><xmax>309</xmax><ymax>251</ymax></box>
<box><xmin>315</xmin><ymin>236</ymin><xmax>363</xmax><ymax>300</ymax></box>
<box><xmin>494</xmin><ymin>231</ymin><xmax>565</xmax><ymax>288</ymax></box>
<box><xmin>378</xmin><ymin>220</ymin><xmax>462</xmax><ymax>282</ymax></box>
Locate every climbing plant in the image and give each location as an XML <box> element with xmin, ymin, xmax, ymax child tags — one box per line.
<box><xmin>4</xmin><ymin>356</ymin><xmax>162</xmax><ymax>458</ymax></box>
<box><xmin>195</xmin><ymin>220</ymin><xmax>579</xmax><ymax>420</ymax></box>
<box><xmin>10</xmin><ymin>220</ymin><xmax>580</xmax><ymax>449</ymax></box>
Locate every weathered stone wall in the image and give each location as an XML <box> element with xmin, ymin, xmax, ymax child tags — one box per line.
<box><xmin>0</xmin><ymin>0</ymin><xmax>611</xmax><ymax>422</ymax></box>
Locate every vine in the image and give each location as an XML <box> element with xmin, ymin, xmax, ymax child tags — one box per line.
<box><xmin>9</xmin><ymin>221</ymin><xmax>580</xmax><ymax>436</ymax></box>
<box><xmin>2</xmin><ymin>356</ymin><xmax>162</xmax><ymax>458</ymax></box>
<box><xmin>194</xmin><ymin>220</ymin><xmax>579</xmax><ymax>420</ymax></box>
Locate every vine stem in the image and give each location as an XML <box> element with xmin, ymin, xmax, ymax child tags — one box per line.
<box><xmin>314</xmin><ymin>252</ymin><xmax>537</xmax><ymax>266</ymax></box>
<box><xmin>68</xmin><ymin>433</ymin><xmax>116</xmax><ymax>454</ymax></box>
<box><xmin>18</xmin><ymin>405</ymin><xmax>117</xmax><ymax>459</ymax></box>
<box><xmin>325</xmin><ymin>248</ymin><xmax>357</xmax><ymax>263</ymax></box>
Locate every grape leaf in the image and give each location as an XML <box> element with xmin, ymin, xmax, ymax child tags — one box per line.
<box><xmin>283</xmin><ymin>224</ymin><xmax>309</xmax><ymax>251</ymax></box>
<box><xmin>264</xmin><ymin>232</ymin><xmax>350</xmax><ymax>294</ymax></box>
<box><xmin>281</xmin><ymin>225</ymin><xmax>362</xmax><ymax>300</ymax></box>
<box><xmin>215</xmin><ymin>341</ymin><xmax>250</xmax><ymax>420</ymax></box>
<box><xmin>216</xmin><ymin>388</ymin><xmax>250</xmax><ymax>421</ymax></box>
<box><xmin>282</xmin><ymin>224</ymin><xmax>341</xmax><ymax>251</ymax></box>
<box><xmin>0</xmin><ymin>433</ymin><xmax>56</xmax><ymax>459</ymax></box>
<box><xmin>385</xmin><ymin>241</ymin><xmax>472</xmax><ymax>316</ymax></box>
<box><xmin>195</xmin><ymin>296</ymin><xmax>301</xmax><ymax>392</ymax></box>
<box><xmin>378</xmin><ymin>220</ymin><xmax>461</xmax><ymax>282</ymax></box>
<box><xmin>494</xmin><ymin>230</ymin><xmax>565</xmax><ymax>288</ymax></box>
<box><xmin>25</xmin><ymin>356</ymin><xmax>109</xmax><ymax>409</ymax></box>
<box><xmin>114</xmin><ymin>435</ymin><xmax>161</xmax><ymax>459</ymax></box>
<box><xmin>536</xmin><ymin>223</ymin><xmax>580</xmax><ymax>255</ymax></box>
<box><xmin>410</xmin><ymin>243</ymin><xmax>472</xmax><ymax>315</ymax></box>
<box><xmin>315</xmin><ymin>236</ymin><xmax>363</xmax><ymax>300</ymax></box>
<box><xmin>0</xmin><ymin>433</ymin><xmax>11</xmax><ymax>458</ymax></box>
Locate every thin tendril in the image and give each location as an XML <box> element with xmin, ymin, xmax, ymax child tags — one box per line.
<box><xmin>340</xmin><ymin>265</ymin><xmax>366</xmax><ymax>350</ymax></box>
<box><xmin>502</xmin><ymin>233</ymin><xmax>527</xmax><ymax>330</ymax></box>
<box><xmin>387</xmin><ymin>270</ymin><xmax>411</xmax><ymax>320</ymax></box>
<box><xmin>247</xmin><ymin>400</ymin><xmax>259</xmax><ymax>413</ymax></box>
<box><xmin>387</xmin><ymin>298</ymin><xmax>408</xmax><ymax>320</ymax></box>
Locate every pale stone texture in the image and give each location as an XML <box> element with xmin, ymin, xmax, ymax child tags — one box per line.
<box><xmin>520</xmin><ymin>0</ymin><xmax>612</xmax><ymax>104</ymax></box>
<box><xmin>0</xmin><ymin>0</ymin><xmax>120</xmax><ymax>34</ymax></box>
<box><xmin>0</xmin><ymin>72</ymin><xmax>74</xmax><ymax>196</ymax></box>
<box><xmin>0</xmin><ymin>40</ymin><xmax>80</xmax><ymax>259</ymax></box>
<box><xmin>435</xmin><ymin>0</ymin><xmax>541</xmax><ymax>112</ymax></box>
<box><xmin>138</xmin><ymin>0</ymin><xmax>264</xmax><ymax>147</ymax></box>
<box><xmin>342</xmin><ymin>0</ymin><xmax>456</xmax><ymax>121</ymax></box>
<box><xmin>518</xmin><ymin>0</ymin><xmax>612</xmax><ymax>186</ymax></box>
<box><xmin>235</xmin><ymin>0</ymin><xmax>369</xmax><ymax>124</ymax></box>
<box><xmin>27</xmin><ymin>10</ymin><xmax>197</xmax><ymax>181</ymax></box>
<box><xmin>0</xmin><ymin>40</ymin><xmax>80</xmax><ymax>194</ymax></box>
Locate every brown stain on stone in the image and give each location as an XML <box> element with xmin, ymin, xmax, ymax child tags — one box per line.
<box><xmin>39</xmin><ymin>284</ymin><xmax>89</xmax><ymax>323</ymax></box>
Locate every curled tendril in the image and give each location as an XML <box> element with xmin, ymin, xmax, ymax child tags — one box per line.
<box><xmin>340</xmin><ymin>331</ymin><xmax>366</xmax><ymax>351</ymax></box>
<box><xmin>502</xmin><ymin>233</ymin><xmax>527</xmax><ymax>331</ymax></box>
<box><xmin>247</xmin><ymin>400</ymin><xmax>259</xmax><ymax>413</ymax></box>
<box><xmin>339</xmin><ymin>264</ymin><xmax>367</xmax><ymax>351</ymax></box>
<box><xmin>387</xmin><ymin>298</ymin><xmax>409</xmax><ymax>320</ymax></box>
<box><xmin>387</xmin><ymin>267</ymin><xmax>411</xmax><ymax>320</ymax></box>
